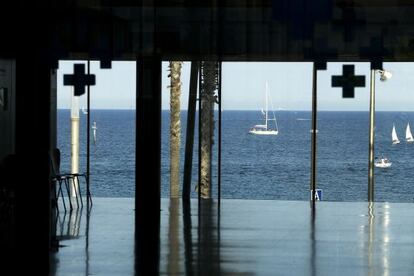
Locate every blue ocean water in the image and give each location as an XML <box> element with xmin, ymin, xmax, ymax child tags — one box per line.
<box><xmin>58</xmin><ymin>110</ymin><xmax>414</xmax><ymax>202</ymax></box>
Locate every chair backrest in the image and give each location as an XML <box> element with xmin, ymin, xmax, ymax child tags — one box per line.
<box><xmin>50</xmin><ymin>148</ymin><xmax>61</xmax><ymax>176</ymax></box>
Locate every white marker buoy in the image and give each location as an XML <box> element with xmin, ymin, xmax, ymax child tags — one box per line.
<box><xmin>92</xmin><ymin>121</ymin><xmax>97</xmax><ymax>145</ymax></box>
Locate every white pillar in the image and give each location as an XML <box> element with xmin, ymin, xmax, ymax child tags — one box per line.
<box><xmin>71</xmin><ymin>88</ymin><xmax>80</xmax><ymax>199</ymax></box>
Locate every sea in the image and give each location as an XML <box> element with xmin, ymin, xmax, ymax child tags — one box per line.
<box><xmin>58</xmin><ymin>110</ymin><xmax>414</xmax><ymax>202</ymax></box>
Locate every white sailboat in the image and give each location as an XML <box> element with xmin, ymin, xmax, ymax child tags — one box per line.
<box><xmin>392</xmin><ymin>123</ymin><xmax>400</xmax><ymax>144</ymax></box>
<box><xmin>406</xmin><ymin>123</ymin><xmax>414</xmax><ymax>143</ymax></box>
<box><xmin>374</xmin><ymin>156</ymin><xmax>392</xmax><ymax>168</ymax></box>
<box><xmin>81</xmin><ymin>107</ymin><xmax>88</xmax><ymax>115</ymax></box>
<box><xmin>249</xmin><ymin>82</ymin><xmax>278</xmax><ymax>135</ymax></box>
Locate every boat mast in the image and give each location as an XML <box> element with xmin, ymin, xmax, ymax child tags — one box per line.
<box><xmin>265</xmin><ymin>82</ymin><xmax>268</xmax><ymax>130</ymax></box>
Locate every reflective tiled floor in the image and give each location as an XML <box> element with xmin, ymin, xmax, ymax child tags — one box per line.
<box><xmin>50</xmin><ymin>198</ymin><xmax>414</xmax><ymax>275</ymax></box>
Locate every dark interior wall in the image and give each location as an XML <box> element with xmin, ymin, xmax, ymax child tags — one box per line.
<box><xmin>0</xmin><ymin>59</ymin><xmax>16</xmax><ymax>160</ymax></box>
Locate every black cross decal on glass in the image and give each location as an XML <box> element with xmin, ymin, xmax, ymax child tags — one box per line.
<box><xmin>63</xmin><ymin>64</ymin><xmax>96</xmax><ymax>96</ymax></box>
<box><xmin>332</xmin><ymin>65</ymin><xmax>365</xmax><ymax>98</ymax></box>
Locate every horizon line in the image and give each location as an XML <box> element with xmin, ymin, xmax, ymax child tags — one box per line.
<box><xmin>57</xmin><ymin>108</ymin><xmax>414</xmax><ymax>112</ymax></box>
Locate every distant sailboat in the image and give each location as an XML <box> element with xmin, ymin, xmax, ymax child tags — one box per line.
<box><xmin>248</xmin><ymin>82</ymin><xmax>278</xmax><ymax>135</ymax></box>
<box><xmin>82</xmin><ymin>107</ymin><xmax>88</xmax><ymax>115</ymax></box>
<box><xmin>406</xmin><ymin>123</ymin><xmax>414</xmax><ymax>143</ymax></box>
<box><xmin>392</xmin><ymin>123</ymin><xmax>400</xmax><ymax>144</ymax></box>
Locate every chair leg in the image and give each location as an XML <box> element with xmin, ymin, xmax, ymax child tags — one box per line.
<box><xmin>73</xmin><ymin>177</ymin><xmax>79</xmax><ymax>209</ymax></box>
<box><xmin>58</xmin><ymin>180</ymin><xmax>66</xmax><ymax>212</ymax></box>
<box><xmin>64</xmin><ymin>178</ymin><xmax>73</xmax><ymax>210</ymax></box>
<box><xmin>76</xmin><ymin>176</ymin><xmax>83</xmax><ymax>207</ymax></box>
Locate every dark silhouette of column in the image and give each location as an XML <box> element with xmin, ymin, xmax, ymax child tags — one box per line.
<box><xmin>135</xmin><ymin>57</ymin><xmax>161</xmax><ymax>275</ymax></box>
<box><xmin>183</xmin><ymin>61</ymin><xmax>199</xmax><ymax>205</ymax></box>
<box><xmin>13</xmin><ymin>55</ymin><xmax>52</xmax><ymax>274</ymax></box>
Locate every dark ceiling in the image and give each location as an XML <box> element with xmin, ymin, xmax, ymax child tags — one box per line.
<box><xmin>1</xmin><ymin>0</ymin><xmax>414</xmax><ymax>64</ymax></box>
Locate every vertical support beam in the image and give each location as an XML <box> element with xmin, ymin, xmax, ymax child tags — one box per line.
<box><xmin>368</xmin><ymin>69</ymin><xmax>375</xmax><ymax>202</ymax></box>
<box><xmin>183</xmin><ymin>61</ymin><xmax>199</xmax><ymax>205</ymax></box>
<box><xmin>135</xmin><ymin>57</ymin><xmax>161</xmax><ymax>274</ymax></box>
<box><xmin>310</xmin><ymin>64</ymin><xmax>318</xmax><ymax>208</ymax></box>
<box><xmin>198</xmin><ymin>65</ymin><xmax>202</xmax><ymax>206</ymax></box>
<box><xmin>197</xmin><ymin>65</ymin><xmax>202</xmax><ymax>274</ymax></box>
<box><xmin>218</xmin><ymin>62</ymin><xmax>222</xmax><ymax>205</ymax></box>
<box><xmin>50</xmin><ymin>69</ymin><xmax>57</xmax><ymax>151</ymax></box>
<box><xmin>50</xmin><ymin>67</ymin><xmax>58</xmax><ymax>249</ymax></box>
<box><xmin>86</xmin><ymin>60</ymin><xmax>91</xmax><ymax>206</ymax></box>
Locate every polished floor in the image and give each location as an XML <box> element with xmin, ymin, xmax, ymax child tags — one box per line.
<box><xmin>50</xmin><ymin>198</ymin><xmax>414</xmax><ymax>275</ymax></box>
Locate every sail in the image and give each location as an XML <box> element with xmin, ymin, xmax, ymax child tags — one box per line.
<box><xmin>248</xmin><ymin>81</ymin><xmax>278</xmax><ymax>135</ymax></box>
<box><xmin>406</xmin><ymin>123</ymin><xmax>414</xmax><ymax>141</ymax></box>
<box><xmin>392</xmin><ymin>124</ymin><xmax>400</xmax><ymax>143</ymax></box>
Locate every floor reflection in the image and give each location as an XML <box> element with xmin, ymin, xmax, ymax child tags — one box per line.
<box><xmin>364</xmin><ymin>202</ymin><xmax>391</xmax><ymax>276</ymax></box>
<box><xmin>310</xmin><ymin>208</ymin><xmax>316</xmax><ymax>276</ymax></box>
<box><xmin>51</xmin><ymin>198</ymin><xmax>414</xmax><ymax>275</ymax></box>
<box><xmin>162</xmin><ymin>198</ymin><xmax>224</xmax><ymax>275</ymax></box>
<box><xmin>183</xmin><ymin>199</ymin><xmax>194</xmax><ymax>276</ymax></box>
<box><xmin>50</xmin><ymin>205</ymin><xmax>90</xmax><ymax>275</ymax></box>
<box><xmin>197</xmin><ymin>199</ymin><xmax>221</xmax><ymax>275</ymax></box>
<box><xmin>167</xmin><ymin>199</ymin><xmax>179</xmax><ymax>275</ymax></box>
<box><xmin>55</xmin><ymin>207</ymin><xmax>84</xmax><ymax>241</ymax></box>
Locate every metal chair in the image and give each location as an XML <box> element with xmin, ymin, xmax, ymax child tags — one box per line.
<box><xmin>50</xmin><ymin>149</ymin><xmax>73</xmax><ymax>211</ymax></box>
<box><xmin>50</xmin><ymin>148</ymin><xmax>91</xmax><ymax>209</ymax></box>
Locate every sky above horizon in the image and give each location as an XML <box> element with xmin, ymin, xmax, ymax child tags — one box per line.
<box><xmin>57</xmin><ymin>61</ymin><xmax>414</xmax><ymax>111</ymax></box>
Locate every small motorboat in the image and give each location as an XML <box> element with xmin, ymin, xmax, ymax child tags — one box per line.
<box><xmin>374</xmin><ymin>157</ymin><xmax>392</xmax><ymax>168</ymax></box>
